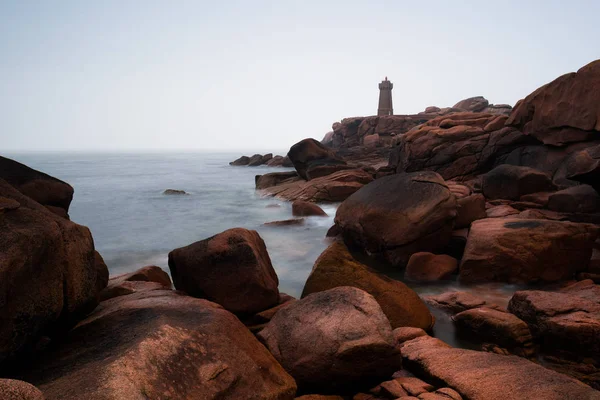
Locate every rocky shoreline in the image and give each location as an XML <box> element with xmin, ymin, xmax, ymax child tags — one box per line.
<box><xmin>1</xmin><ymin>60</ymin><xmax>600</xmax><ymax>399</ymax></box>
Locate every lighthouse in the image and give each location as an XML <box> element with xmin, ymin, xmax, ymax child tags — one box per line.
<box><xmin>377</xmin><ymin>77</ymin><xmax>393</xmax><ymax>116</ymax></box>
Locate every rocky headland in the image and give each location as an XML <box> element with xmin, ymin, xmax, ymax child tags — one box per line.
<box><xmin>1</xmin><ymin>60</ymin><xmax>600</xmax><ymax>399</ymax></box>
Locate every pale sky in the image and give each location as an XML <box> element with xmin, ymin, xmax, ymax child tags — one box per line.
<box><xmin>1</xmin><ymin>0</ymin><xmax>599</xmax><ymax>152</ymax></box>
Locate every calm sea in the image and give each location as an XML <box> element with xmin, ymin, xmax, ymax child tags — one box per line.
<box><xmin>6</xmin><ymin>152</ymin><xmax>335</xmax><ymax>297</ymax></box>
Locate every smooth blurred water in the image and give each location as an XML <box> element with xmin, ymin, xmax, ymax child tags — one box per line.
<box><xmin>6</xmin><ymin>152</ymin><xmax>336</xmax><ymax>297</ymax></box>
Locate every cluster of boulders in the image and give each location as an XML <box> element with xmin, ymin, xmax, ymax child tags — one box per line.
<box><xmin>230</xmin><ymin>153</ymin><xmax>293</xmax><ymax>167</ymax></box>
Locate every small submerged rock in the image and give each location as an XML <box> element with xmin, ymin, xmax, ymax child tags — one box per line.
<box><xmin>163</xmin><ymin>189</ymin><xmax>187</xmax><ymax>195</ymax></box>
<box><xmin>292</xmin><ymin>200</ymin><xmax>328</xmax><ymax>217</ymax></box>
<box><xmin>264</xmin><ymin>218</ymin><xmax>305</xmax><ymax>226</ymax></box>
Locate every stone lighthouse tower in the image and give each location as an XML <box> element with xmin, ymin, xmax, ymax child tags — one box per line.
<box><xmin>377</xmin><ymin>77</ymin><xmax>393</xmax><ymax>116</ymax></box>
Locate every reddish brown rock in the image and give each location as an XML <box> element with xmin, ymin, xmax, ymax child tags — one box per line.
<box><xmin>0</xmin><ymin>379</ymin><xmax>45</xmax><ymax>400</ymax></box>
<box><xmin>94</xmin><ymin>251</ymin><xmax>109</xmax><ymax>294</ymax></box>
<box><xmin>292</xmin><ymin>200</ymin><xmax>328</xmax><ymax>217</ymax></box>
<box><xmin>390</xmin><ymin>113</ymin><xmax>530</xmax><ymax>180</ymax></box>
<box><xmin>400</xmin><ymin>335</ymin><xmax>600</xmax><ymax>400</ymax></box>
<box><xmin>24</xmin><ymin>289</ymin><xmax>297</xmax><ymax>400</ymax></box>
<box><xmin>295</xmin><ymin>396</ymin><xmax>344</xmax><ymax>400</ymax></box>
<box><xmin>168</xmin><ymin>228</ymin><xmax>280</xmax><ymax>314</ymax></box>
<box><xmin>507</xmin><ymin>59</ymin><xmax>600</xmax><ymax>146</ymax></box>
<box><xmin>258</xmin><ymin>287</ymin><xmax>401</xmax><ymax>393</ymax></box>
<box><xmin>453</xmin><ymin>307</ymin><xmax>535</xmax><ymax>357</ymax></box>
<box><xmin>393</xmin><ymin>327</ymin><xmax>427</xmax><ymax>345</ymax></box>
<box><xmin>0</xmin><ymin>179</ymin><xmax>101</xmax><ymax>366</ymax></box>
<box><xmin>288</xmin><ymin>138</ymin><xmax>347</xmax><ymax>180</ymax></box>
<box><xmin>266</xmin><ymin>155</ymin><xmax>285</xmax><ymax>166</ymax></box>
<box><xmin>0</xmin><ymin>156</ymin><xmax>74</xmax><ymax>215</ymax></box>
<box><xmin>302</xmin><ymin>242</ymin><xmax>434</xmax><ymax>330</ymax></box>
<box><xmin>306</xmin><ymin>165</ymin><xmax>354</xmax><ymax>180</ymax></box>
<box><xmin>335</xmin><ymin>171</ymin><xmax>457</xmax><ymax>266</ymax></box>
<box><xmin>99</xmin><ymin>266</ymin><xmax>172</xmax><ymax>302</ymax></box>
<box><xmin>423</xmin><ymin>292</ymin><xmax>499</xmax><ymax>315</ymax></box>
<box><xmin>482</xmin><ymin>164</ymin><xmax>555</xmax><ymax>200</ymax></box>
<box><xmin>256</xmin><ymin>171</ymin><xmax>301</xmax><ymax>190</ymax></box>
<box><xmin>548</xmin><ymin>184</ymin><xmax>600</xmax><ymax>213</ymax></box>
<box><xmin>453</xmin><ymin>96</ymin><xmax>489</xmax><ymax>112</ymax></box>
<box><xmin>405</xmin><ymin>252</ymin><xmax>458</xmax><ymax>282</ymax></box>
<box><xmin>560</xmin><ymin>143</ymin><xmax>600</xmax><ymax>191</ymax></box>
<box><xmin>455</xmin><ymin>194</ymin><xmax>486</xmax><ymax>228</ymax></box>
<box><xmin>460</xmin><ymin>218</ymin><xmax>598</xmax><ymax>283</ymax></box>
<box><xmin>262</xmin><ymin>169</ymin><xmax>374</xmax><ymax>203</ymax></box>
<box><xmin>485</xmin><ymin>204</ymin><xmax>520</xmax><ymax>218</ymax></box>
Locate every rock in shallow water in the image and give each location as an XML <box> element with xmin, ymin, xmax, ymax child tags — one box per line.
<box><xmin>258</xmin><ymin>287</ymin><xmax>402</xmax><ymax>393</ymax></box>
<box><xmin>168</xmin><ymin>228</ymin><xmax>280</xmax><ymax>315</ymax></box>
<box><xmin>335</xmin><ymin>171</ymin><xmax>457</xmax><ymax>266</ymax></box>
<box><xmin>404</xmin><ymin>252</ymin><xmax>458</xmax><ymax>282</ymax></box>
<box><xmin>292</xmin><ymin>200</ymin><xmax>328</xmax><ymax>217</ymax></box>
<box><xmin>23</xmin><ymin>289</ymin><xmax>297</xmax><ymax>400</ymax></box>
<box><xmin>163</xmin><ymin>189</ymin><xmax>187</xmax><ymax>195</ymax></box>
<box><xmin>302</xmin><ymin>241</ymin><xmax>434</xmax><ymax>330</ymax></box>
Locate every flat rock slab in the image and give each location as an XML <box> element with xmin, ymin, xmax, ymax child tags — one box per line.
<box><xmin>401</xmin><ymin>336</ymin><xmax>600</xmax><ymax>400</ymax></box>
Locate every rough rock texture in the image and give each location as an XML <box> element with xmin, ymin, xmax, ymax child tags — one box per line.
<box><xmin>264</xmin><ymin>218</ymin><xmax>305</xmax><ymax>227</ymax></box>
<box><xmin>335</xmin><ymin>171</ymin><xmax>457</xmax><ymax>266</ymax></box>
<box><xmin>99</xmin><ymin>266</ymin><xmax>171</xmax><ymax>301</ymax></box>
<box><xmin>261</xmin><ymin>169</ymin><xmax>374</xmax><ymax>203</ymax></box>
<box><xmin>0</xmin><ymin>179</ymin><xmax>101</xmax><ymax>367</ymax></box>
<box><xmin>389</xmin><ymin>113</ymin><xmax>530</xmax><ymax>181</ymax></box>
<box><xmin>460</xmin><ymin>218</ymin><xmax>598</xmax><ymax>283</ymax></box>
<box><xmin>302</xmin><ymin>242</ymin><xmax>434</xmax><ymax>330</ymax></box>
<box><xmin>455</xmin><ymin>194</ymin><xmax>486</xmax><ymax>228</ymax></box>
<box><xmin>93</xmin><ymin>251</ymin><xmax>109</xmax><ymax>295</ymax></box>
<box><xmin>401</xmin><ymin>336</ymin><xmax>600</xmax><ymax>400</ymax></box>
<box><xmin>24</xmin><ymin>289</ymin><xmax>297</xmax><ymax>400</ymax></box>
<box><xmin>393</xmin><ymin>327</ymin><xmax>427</xmax><ymax>345</ymax></box>
<box><xmin>482</xmin><ymin>164</ymin><xmax>556</xmax><ymax>200</ymax></box>
<box><xmin>288</xmin><ymin>139</ymin><xmax>346</xmax><ymax>180</ymax></box>
<box><xmin>331</xmin><ymin>114</ymin><xmax>437</xmax><ymax>149</ymax></box>
<box><xmin>423</xmin><ymin>292</ymin><xmax>500</xmax><ymax>315</ymax></box>
<box><xmin>508</xmin><ymin>287</ymin><xmax>600</xmax><ymax>361</ymax></box>
<box><xmin>295</xmin><ymin>396</ymin><xmax>343</xmax><ymax>400</ymax></box>
<box><xmin>404</xmin><ymin>253</ymin><xmax>458</xmax><ymax>282</ymax></box>
<box><xmin>163</xmin><ymin>189</ymin><xmax>187</xmax><ymax>195</ymax></box>
<box><xmin>256</xmin><ymin>172</ymin><xmax>301</xmax><ymax>190</ymax></box>
<box><xmin>548</xmin><ymin>184</ymin><xmax>600</xmax><ymax>213</ymax></box>
<box><xmin>258</xmin><ymin>287</ymin><xmax>401</xmax><ymax>393</ymax></box>
<box><xmin>0</xmin><ymin>379</ymin><xmax>45</xmax><ymax>400</ymax></box>
<box><xmin>0</xmin><ymin>155</ymin><xmax>74</xmax><ymax>215</ymax></box>
<box><xmin>292</xmin><ymin>200</ymin><xmax>328</xmax><ymax>217</ymax></box>
<box><xmin>168</xmin><ymin>228</ymin><xmax>280</xmax><ymax>314</ymax></box>
<box><xmin>560</xmin><ymin>143</ymin><xmax>600</xmax><ymax>191</ymax></box>
<box><xmin>506</xmin><ymin>59</ymin><xmax>600</xmax><ymax>146</ymax></box>
<box><xmin>485</xmin><ymin>204</ymin><xmax>520</xmax><ymax>218</ymax></box>
<box><xmin>453</xmin><ymin>307</ymin><xmax>535</xmax><ymax>357</ymax></box>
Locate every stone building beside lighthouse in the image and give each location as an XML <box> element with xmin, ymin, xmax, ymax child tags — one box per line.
<box><xmin>377</xmin><ymin>77</ymin><xmax>393</xmax><ymax>116</ymax></box>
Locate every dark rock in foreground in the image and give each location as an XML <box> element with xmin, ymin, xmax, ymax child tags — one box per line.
<box><xmin>258</xmin><ymin>287</ymin><xmax>401</xmax><ymax>394</ymax></box>
<box><xmin>0</xmin><ymin>155</ymin><xmax>74</xmax><ymax>216</ymax></box>
<box><xmin>401</xmin><ymin>335</ymin><xmax>600</xmax><ymax>400</ymax></box>
<box><xmin>0</xmin><ymin>179</ymin><xmax>102</xmax><ymax>368</ymax></box>
<box><xmin>335</xmin><ymin>171</ymin><xmax>456</xmax><ymax>266</ymax></box>
<box><xmin>168</xmin><ymin>228</ymin><xmax>280</xmax><ymax>315</ymax></box>
<box><xmin>482</xmin><ymin>164</ymin><xmax>555</xmax><ymax>200</ymax></box>
<box><xmin>302</xmin><ymin>242</ymin><xmax>434</xmax><ymax>330</ymax></box>
<box><xmin>24</xmin><ymin>289</ymin><xmax>297</xmax><ymax>400</ymax></box>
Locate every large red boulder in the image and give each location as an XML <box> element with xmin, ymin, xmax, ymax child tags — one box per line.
<box><xmin>506</xmin><ymin>59</ymin><xmax>600</xmax><ymax>146</ymax></box>
<box><xmin>0</xmin><ymin>379</ymin><xmax>45</xmax><ymax>400</ymax></box>
<box><xmin>260</xmin><ymin>169</ymin><xmax>374</xmax><ymax>203</ymax></box>
<box><xmin>335</xmin><ymin>171</ymin><xmax>456</xmax><ymax>266</ymax></box>
<box><xmin>302</xmin><ymin>242</ymin><xmax>434</xmax><ymax>330</ymax></box>
<box><xmin>481</xmin><ymin>164</ymin><xmax>555</xmax><ymax>200</ymax></box>
<box><xmin>404</xmin><ymin>252</ymin><xmax>458</xmax><ymax>282</ymax></box>
<box><xmin>23</xmin><ymin>289</ymin><xmax>297</xmax><ymax>400</ymax></box>
<box><xmin>389</xmin><ymin>113</ymin><xmax>530</xmax><ymax>180</ymax></box>
<box><xmin>460</xmin><ymin>218</ymin><xmax>598</xmax><ymax>283</ymax></box>
<box><xmin>0</xmin><ymin>155</ymin><xmax>74</xmax><ymax>216</ymax></box>
<box><xmin>452</xmin><ymin>96</ymin><xmax>489</xmax><ymax>112</ymax></box>
<box><xmin>400</xmin><ymin>335</ymin><xmax>599</xmax><ymax>400</ymax></box>
<box><xmin>168</xmin><ymin>228</ymin><xmax>280</xmax><ymax>314</ymax></box>
<box><xmin>0</xmin><ymin>179</ymin><xmax>101</xmax><ymax>367</ymax></box>
<box><xmin>287</xmin><ymin>139</ymin><xmax>346</xmax><ymax>180</ymax></box>
<box><xmin>258</xmin><ymin>287</ymin><xmax>401</xmax><ymax>393</ymax></box>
